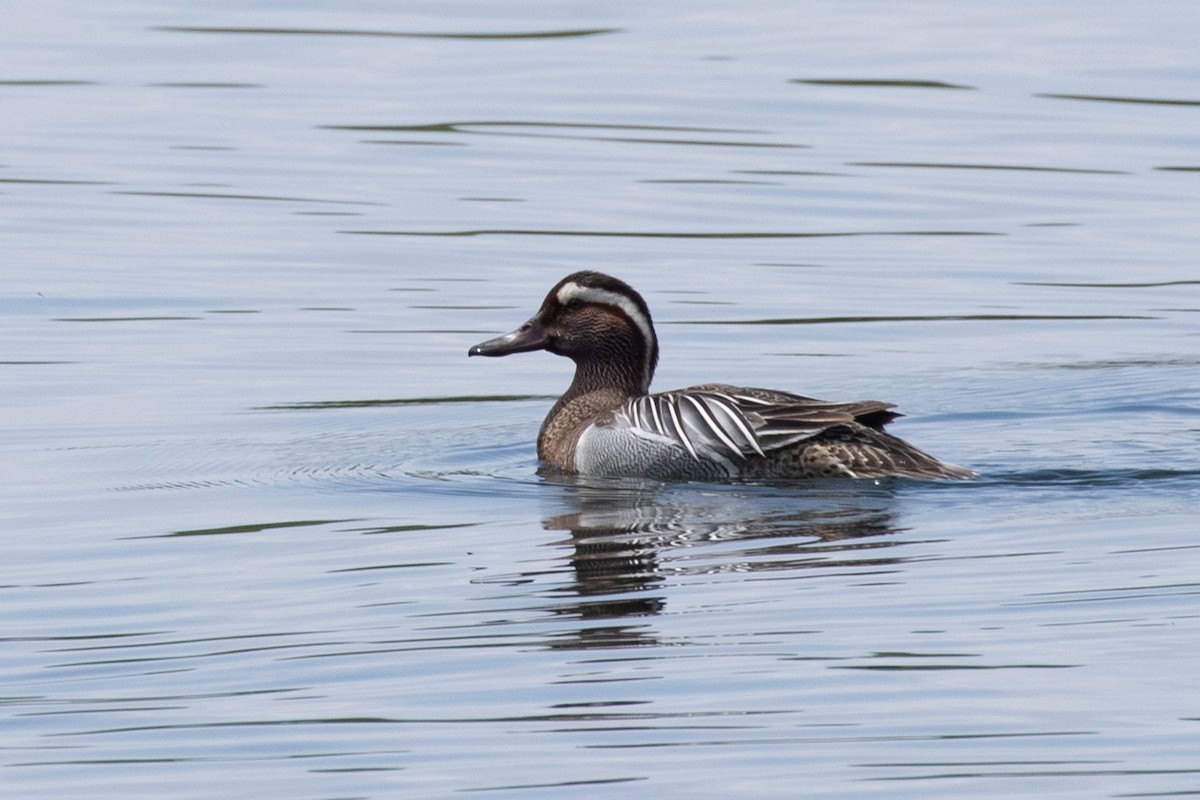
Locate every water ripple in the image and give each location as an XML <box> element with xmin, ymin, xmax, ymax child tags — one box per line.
<box><xmin>793</xmin><ymin>78</ymin><xmax>975</xmax><ymax>90</ymax></box>
<box><xmin>671</xmin><ymin>313</ymin><xmax>1155</xmax><ymax>325</ymax></box>
<box><xmin>257</xmin><ymin>394</ymin><xmax>550</xmax><ymax>411</ymax></box>
<box><xmin>851</xmin><ymin>161</ymin><xmax>1128</xmax><ymax>175</ymax></box>
<box><xmin>154</xmin><ymin>25</ymin><xmax>621</xmax><ymax>40</ymax></box>
<box><xmin>343</xmin><ymin>228</ymin><xmax>1000</xmax><ymax>239</ymax></box>
<box><xmin>323</xmin><ymin>120</ymin><xmax>761</xmax><ymax>135</ymax></box>
<box><xmin>972</xmin><ymin>468</ymin><xmax>1200</xmax><ymax>488</ymax></box>
<box><xmin>1038</xmin><ymin>93</ymin><xmax>1200</xmax><ymax>107</ymax></box>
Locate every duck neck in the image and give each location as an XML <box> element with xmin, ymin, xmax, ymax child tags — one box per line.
<box><xmin>565</xmin><ymin>356</ymin><xmax>648</xmax><ymax>402</ymax></box>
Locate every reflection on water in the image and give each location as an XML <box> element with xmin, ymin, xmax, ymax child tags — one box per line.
<box><xmin>536</xmin><ymin>478</ymin><xmax>905</xmax><ymax>647</ymax></box>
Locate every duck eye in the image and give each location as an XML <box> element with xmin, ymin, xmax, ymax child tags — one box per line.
<box><xmin>565</xmin><ymin>298</ymin><xmax>584</xmax><ymax>310</ymax></box>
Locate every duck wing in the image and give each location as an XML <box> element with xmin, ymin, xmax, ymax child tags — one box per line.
<box><xmin>617</xmin><ymin>384</ymin><xmax>900</xmax><ymax>462</ymax></box>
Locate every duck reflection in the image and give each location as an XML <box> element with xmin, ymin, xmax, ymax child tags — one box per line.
<box><xmin>538</xmin><ymin>477</ymin><xmax>905</xmax><ymax>649</ymax></box>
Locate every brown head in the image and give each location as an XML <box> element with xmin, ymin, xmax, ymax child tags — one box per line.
<box><xmin>469</xmin><ymin>271</ymin><xmax>660</xmax><ymax>396</ymax></box>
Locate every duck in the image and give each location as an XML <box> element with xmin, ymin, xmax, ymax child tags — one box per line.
<box><xmin>469</xmin><ymin>270</ymin><xmax>974</xmax><ymax>481</ymax></box>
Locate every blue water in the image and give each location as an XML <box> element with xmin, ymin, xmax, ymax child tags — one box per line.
<box><xmin>3</xmin><ymin>2</ymin><xmax>1199</xmax><ymax>798</ymax></box>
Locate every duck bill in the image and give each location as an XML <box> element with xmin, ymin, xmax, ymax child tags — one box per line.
<box><xmin>468</xmin><ymin>317</ymin><xmax>549</xmax><ymax>357</ymax></box>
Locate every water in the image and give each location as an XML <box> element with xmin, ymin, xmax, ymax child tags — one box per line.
<box><xmin>3</xmin><ymin>1</ymin><xmax>1199</xmax><ymax>797</ymax></box>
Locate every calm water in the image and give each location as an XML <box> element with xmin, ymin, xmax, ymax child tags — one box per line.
<box><xmin>4</xmin><ymin>1</ymin><xmax>1199</xmax><ymax>798</ymax></box>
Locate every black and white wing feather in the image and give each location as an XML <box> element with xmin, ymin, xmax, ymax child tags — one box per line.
<box><xmin>615</xmin><ymin>383</ymin><xmax>899</xmax><ymax>463</ymax></box>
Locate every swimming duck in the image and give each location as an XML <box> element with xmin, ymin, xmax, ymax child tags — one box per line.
<box><xmin>469</xmin><ymin>270</ymin><xmax>974</xmax><ymax>481</ymax></box>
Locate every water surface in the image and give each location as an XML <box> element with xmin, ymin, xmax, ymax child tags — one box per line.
<box><xmin>3</xmin><ymin>1</ymin><xmax>1199</xmax><ymax>798</ymax></box>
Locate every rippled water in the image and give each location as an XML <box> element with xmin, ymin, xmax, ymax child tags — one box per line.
<box><xmin>4</xmin><ymin>2</ymin><xmax>1199</xmax><ymax>798</ymax></box>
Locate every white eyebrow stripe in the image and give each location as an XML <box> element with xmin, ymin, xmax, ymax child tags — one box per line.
<box><xmin>556</xmin><ymin>281</ymin><xmax>657</xmax><ymax>388</ymax></box>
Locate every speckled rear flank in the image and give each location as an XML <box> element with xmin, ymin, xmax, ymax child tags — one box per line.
<box><xmin>741</xmin><ymin>426</ymin><xmax>976</xmax><ymax>480</ymax></box>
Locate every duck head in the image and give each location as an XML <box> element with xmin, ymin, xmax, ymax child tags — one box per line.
<box><xmin>469</xmin><ymin>271</ymin><xmax>660</xmax><ymax>395</ymax></box>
